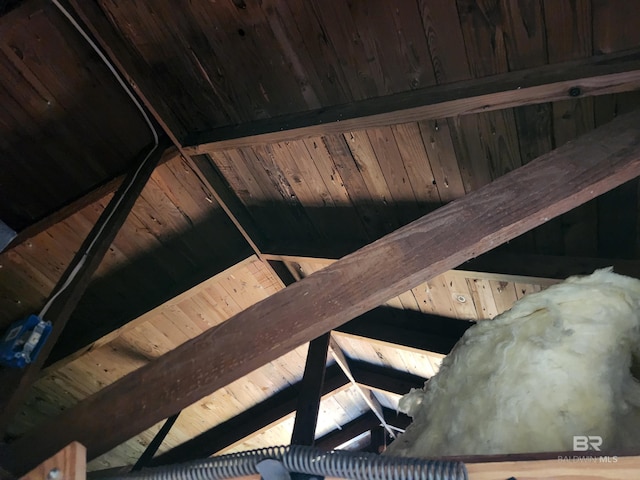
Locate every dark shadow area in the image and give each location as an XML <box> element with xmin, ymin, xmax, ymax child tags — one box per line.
<box><xmin>44</xmin><ymin>209</ymin><xmax>252</xmax><ymax>367</ymax></box>
<box><xmin>44</xmin><ymin>178</ymin><xmax>640</xmax><ymax>368</ymax></box>
<box><xmin>243</xmin><ymin>180</ymin><xmax>638</xmax><ymax>262</ymax></box>
<box><xmin>0</xmin><ymin>4</ymin><xmax>151</xmax><ymax>231</ymax></box>
<box><xmin>335</xmin><ymin>305</ymin><xmax>473</xmax><ymax>356</ymax></box>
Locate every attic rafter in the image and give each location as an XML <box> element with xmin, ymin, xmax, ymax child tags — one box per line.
<box><xmin>60</xmin><ymin>0</ymin><xmax>277</xmax><ymax>280</ymax></box>
<box><xmin>4</xmin><ymin>110</ymin><xmax>640</xmax><ymax>475</ymax></box>
<box><xmin>0</xmin><ymin>137</ymin><xmax>172</xmax><ymax>435</ymax></box>
<box><xmin>315</xmin><ymin>409</ymin><xmax>413</xmax><ymax>452</ymax></box>
<box><xmin>148</xmin><ymin>360</ymin><xmax>424</xmax><ymax>466</ymax></box>
<box><xmin>6</xmin><ymin>147</ymin><xmax>179</xmax><ymax>250</ymax></box>
<box><xmin>185</xmin><ymin>49</ymin><xmax>640</xmax><ymax>153</ymax></box>
<box><xmin>264</xmin><ymin>251</ymin><xmax>640</xmax><ymax>286</ymax></box>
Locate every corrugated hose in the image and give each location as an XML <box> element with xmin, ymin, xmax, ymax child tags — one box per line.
<box><xmin>106</xmin><ymin>445</ymin><xmax>468</xmax><ymax>480</ymax></box>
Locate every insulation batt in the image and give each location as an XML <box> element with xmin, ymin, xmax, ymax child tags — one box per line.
<box><xmin>385</xmin><ymin>269</ymin><xmax>640</xmax><ymax>457</ymax></box>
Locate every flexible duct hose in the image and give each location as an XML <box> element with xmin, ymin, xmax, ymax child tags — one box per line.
<box><xmin>108</xmin><ymin>445</ymin><xmax>467</xmax><ymax>480</ymax></box>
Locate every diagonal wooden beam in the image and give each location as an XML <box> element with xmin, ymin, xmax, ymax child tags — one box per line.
<box><xmin>3</xmin><ymin>110</ymin><xmax>640</xmax><ymax>475</ymax></box>
<box><xmin>314</xmin><ymin>408</ymin><xmax>413</xmax><ymax>452</ymax></box>
<box><xmin>185</xmin><ymin>49</ymin><xmax>640</xmax><ymax>153</ymax></box>
<box><xmin>328</xmin><ymin>337</ymin><xmax>396</xmax><ymax>438</ymax></box>
<box><xmin>148</xmin><ymin>359</ymin><xmax>423</xmax><ymax>466</ymax></box>
<box><xmin>63</xmin><ymin>0</ymin><xmax>283</xmax><ymax>287</ymax></box>
<box><xmin>7</xmin><ymin>147</ymin><xmax>179</xmax><ymax>250</ymax></box>
<box><xmin>0</xmin><ymin>137</ymin><xmax>172</xmax><ymax>436</ymax></box>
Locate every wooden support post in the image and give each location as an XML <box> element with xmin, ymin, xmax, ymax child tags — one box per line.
<box><xmin>367</xmin><ymin>426</ymin><xmax>387</xmax><ymax>454</ymax></box>
<box><xmin>0</xmin><ymin>138</ymin><xmax>171</xmax><ymax>435</ymax></box>
<box><xmin>4</xmin><ymin>110</ymin><xmax>640</xmax><ymax>475</ymax></box>
<box><xmin>290</xmin><ymin>333</ymin><xmax>331</xmax><ymax>446</ymax></box>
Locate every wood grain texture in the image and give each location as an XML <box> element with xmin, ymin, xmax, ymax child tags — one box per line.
<box><xmin>0</xmin><ymin>138</ymin><xmax>171</xmax><ymax>435</ymax></box>
<box><xmin>0</xmin><ymin>0</ymin><xmax>150</xmax><ymax>231</ymax></box>
<box><xmin>4</xmin><ymin>110</ymin><xmax>640</xmax><ymax>474</ymax></box>
<box><xmin>186</xmin><ymin>49</ymin><xmax>640</xmax><ymax>153</ymax></box>
<box><xmin>19</xmin><ymin>442</ymin><xmax>85</xmax><ymax>480</ymax></box>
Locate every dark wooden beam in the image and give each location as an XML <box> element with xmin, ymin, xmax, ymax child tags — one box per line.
<box><xmin>335</xmin><ymin>306</ymin><xmax>471</xmax><ymax>356</ymax></box>
<box><xmin>147</xmin><ymin>364</ymin><xmax>348</xmax><ymax>466</ymax></box>
<box><xmin>7</xmin><ymin>147</ymin><xmax>179</xmax><ymax>250</ymax></box>
<box><xmin>459</xmin><ymin>251</ymin><xmax>640</xmax><ymax>281</ymax></box>
<box><xmin>185</xmin><ymin>49</ymin><xmax>640</xmax><ymax>153</ymax></box>
<box><xmin>265</xmin><ymin>250</ymin><xmax>640</xmax><ymax>284</ymax></box>
<box><xmin>314</xmin><ymin>409</ymin><xmax>412</xmax><ymax>452</ymax></box>
<box><xmin>152</xmin><ymin>359</ymin><xmax>423</xmax><ymax>466</ymax></box>
<box><xmin>290</xmin><ymin>333</ymin><xmax>331</xmax><ymax>446</ymax></box>
<box><xmin>0</xmin><ymin>137</ymin><xmax>172</xmax><ymax>436</ymax></box>
<box><xmin>350</xmin><ymin>359</ymin><xmax>427</xmax><ymax>396</ymax></box>
<box><xmin>4</xmin><ymin>110</ymin><xmax>640</xmax><ymax>475</ymax></box>
<box><xmin>131</xmin><ymin>412</ymin><xmax>180</xmax><ymax>471</ymax></box>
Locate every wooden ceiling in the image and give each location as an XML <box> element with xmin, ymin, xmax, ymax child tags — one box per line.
<box><xmin>2</xmin><ymin>0</ymin><xmax>640</xmax><ymax>475</ymax></box>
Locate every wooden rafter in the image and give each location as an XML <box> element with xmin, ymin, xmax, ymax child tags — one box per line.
<box><xmin>7</xmin><ymin>147</ymin><xmax>179</xmax><ymax>250</ymax></box>
<box><xmin>148</xmin><ymin>360</ymin><xmax>423</xmax><ymax>466</ymax></box>
<box><xmin>185</xmin><ymin>49</ymin><xmax>640</xmax><ymax>153</ymax></box>
<box><xmin>4</xmin><ymin>109</ymin><xmax>640</xmax><ymax>475</ymax></box>
<box><xmin>0</xmin><ymin>137</ymin><xmax>172</xmax><ymax>435</ymax></box>
<box><xmin>264</xmin><ymin>251</ymin><xmax>640</xmax><ymax>285</ymax></box>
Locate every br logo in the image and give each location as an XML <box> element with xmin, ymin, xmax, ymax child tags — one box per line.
<box><xmin>573</xmin><ymin>435</ymin><xmax>603</xmax><ymax>452</ymax></box>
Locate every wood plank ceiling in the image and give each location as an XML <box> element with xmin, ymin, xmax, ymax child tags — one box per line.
<box><xmin>2</xmin><ymin>0</ymin><xmax>640</xmax><ymax>473</ymax></box>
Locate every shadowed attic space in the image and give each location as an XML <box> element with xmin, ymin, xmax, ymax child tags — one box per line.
<box><xmin>3</xmin><ymin>0</ymin><xmax>640</xmax><ymax>476</ymax></box>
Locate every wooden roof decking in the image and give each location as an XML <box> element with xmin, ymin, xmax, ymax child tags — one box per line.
<box><xmin>2</xmin><ymin>0</ymin><xmax>640</xmax><ymax>475</ymax></box>
<box><xmin>6</xmin><ymin>250</ymin><xmax>546</xmax><ymax>469</ymax></box>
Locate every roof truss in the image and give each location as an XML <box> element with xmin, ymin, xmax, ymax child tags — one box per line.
<box><xmin>3</xmin><ymin>108</ymin><xmax>640</xmax><ymax>475</ymax></box>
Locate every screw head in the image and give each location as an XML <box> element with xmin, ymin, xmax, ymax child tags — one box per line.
<box><xmin>48</xmin><ymin>468</ymin><xmax>61</xmax><ymax>480</ymax></box>
<box><xmin>569</xmin><ymin>86</ymin><xmax>582</xmax><ymax>97</ymax></box>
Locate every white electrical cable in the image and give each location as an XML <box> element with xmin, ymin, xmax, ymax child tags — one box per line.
<box><xmin>39</xmin><ymin>0</ymin><xmax>160</xmax><ymax>319</ymax></box>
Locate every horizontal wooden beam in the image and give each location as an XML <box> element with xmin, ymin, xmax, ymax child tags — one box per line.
<box><xmin>350</xmin><ymin>360</ymin><xmax>428</xmax><ymax>396</ymax></box>
<box><xmin>265</xmin><ymin>250</ymin><xmax>640</xmax><ymax>285</ymax></box>
<box><xmin>4</xmin><ymin>110</ymin><xmax>640</xmax><ymax>475</ymax></box>
<box><xmin>335</xmin><ymin>306</ymin><xmax>470</xmax><ymax>356</ymax></box>
<box><xmin>185</xmin><ymin>49</ymin><xmax>640</xmax><ymax>153</ymax></box>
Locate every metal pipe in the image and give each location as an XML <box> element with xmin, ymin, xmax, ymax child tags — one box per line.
<box><xmin>106</xmin><ymin>445</ymin><xmax>468</xmax><ymax>480</ymax></box>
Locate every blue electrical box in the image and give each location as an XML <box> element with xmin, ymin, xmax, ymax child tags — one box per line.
<box><xmin>0</xmin><ymin>315</ymin><xmax>52</xmax><ymax>368</ymax></box>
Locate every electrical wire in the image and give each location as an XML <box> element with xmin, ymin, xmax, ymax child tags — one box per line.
<box><xmin>38</xmin><ymin>0</ymin><xmax>160</xmax><ymax>319</ymax></box>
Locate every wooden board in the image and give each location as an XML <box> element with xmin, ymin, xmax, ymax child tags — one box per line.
<box><xmin>187</xmin><ymin>49</ymin><xmax>640</xmax><ymax>152</ymax></box>
<box><xmin>0</xmin><ymin>1</ymin><xmax>150</xmax><ymax>232</ymax></box>
<box><xmin>19</xmin><ymin>442</ymin><xmax>85</xmax><ymax>480</ymax></box>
